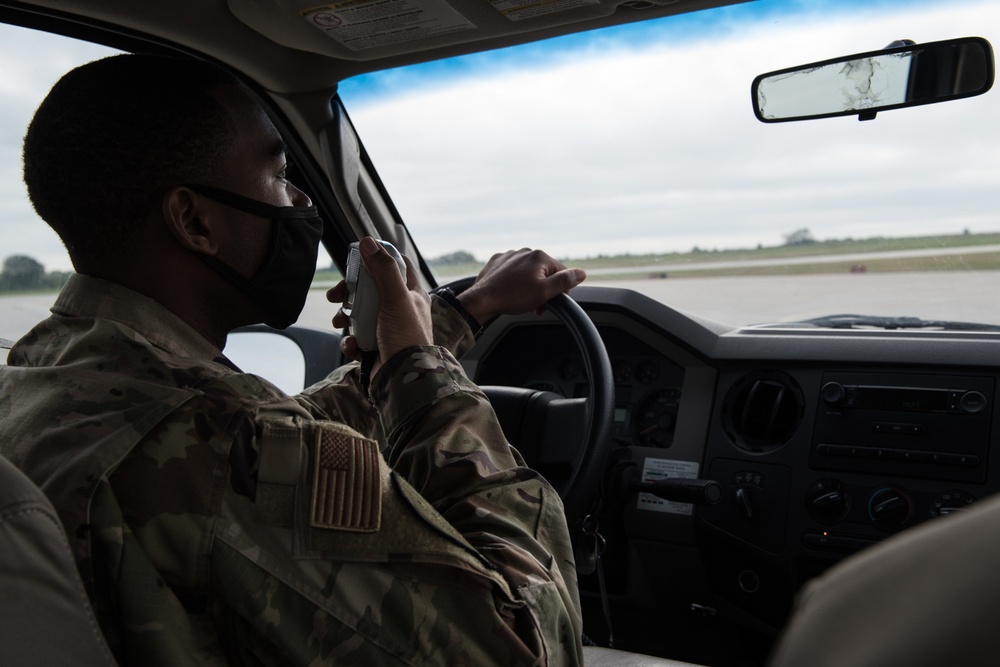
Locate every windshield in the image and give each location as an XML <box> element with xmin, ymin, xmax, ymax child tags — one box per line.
<box><xmin>338</xmin><ymin>0</ymin><xmax>1000</xmax><ymax>327</ymax></box>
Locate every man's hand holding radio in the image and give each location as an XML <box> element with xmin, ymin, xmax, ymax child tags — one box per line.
<box><xmin>329</xmin><ymin>238</ymin><xmax>587</xmax><ymax>377</ymax></box>
<box><xmin>331</xmin><ymin>237</ymin><xmax>432</xmax><ymax>374</ymax></box>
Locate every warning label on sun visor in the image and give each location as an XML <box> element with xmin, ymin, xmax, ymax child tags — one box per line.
<box><xmin>637</xmin><ymin>458</ymin><xmax>700</xmax><ymax>516</ymax></box>
<box><xmin>490</xmin><ymin>0</ymin><xmax>599</xmax><ymax>22</ymax></box>
<box><xmin>302</xmin><ymin>0</ymin><xmax>474</xmax><ymax>51</ymax></box>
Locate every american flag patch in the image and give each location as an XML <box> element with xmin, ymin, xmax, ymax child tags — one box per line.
<box><xmin>310</xmin><ymin>428</ymin><xmax>381</xmax><ymax>531</ymax></box>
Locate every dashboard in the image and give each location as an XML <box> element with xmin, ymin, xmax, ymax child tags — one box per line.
<box><xmin>462</xmin><ymin>284</ymin><xmax>1000</xmax><ymax>665</ymax></box>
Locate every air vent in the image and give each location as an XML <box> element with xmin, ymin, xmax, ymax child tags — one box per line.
<box><xmin>722</xmin><ymin>371</ymin><xmax>804</xmax><ymax>452</ymax></box>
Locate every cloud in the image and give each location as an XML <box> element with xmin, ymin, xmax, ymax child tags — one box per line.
<box><xmin>345</xmin><ymin>1</ymin><xmax>1000</xmax><ymax>260</ymax></box>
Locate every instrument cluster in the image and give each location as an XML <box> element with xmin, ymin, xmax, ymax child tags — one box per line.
<box><xmin>473</xmin><ymin>323</ymin><xmax>685</xmax><ymax>448</ymax></box>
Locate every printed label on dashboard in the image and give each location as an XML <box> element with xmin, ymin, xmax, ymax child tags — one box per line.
<box><xmin>490</xmin><ymin>0</ymin><xmax>599</xmax><ymax>22</ymax></box>
<box><xmin>637</xmin><ymin>458</ymin><xmax>699</xmax><ymax>515</ymax></box>
<box><xmin>303</xmin><ymin>0</ymin><xmax>474</xmax><ymax>51</ymax></box>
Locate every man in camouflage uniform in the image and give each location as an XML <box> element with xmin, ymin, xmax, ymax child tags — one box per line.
<box><xmin>0</xmin><ymin>54</ymin><xmax>586</xmax><ymax>665</ymax></box>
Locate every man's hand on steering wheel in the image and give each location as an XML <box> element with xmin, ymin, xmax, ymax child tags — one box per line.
<box><xmin>457</xmin><ymin>248</ymin><xmax>587</xmax><ymax>323</ymax></box>
<box><xmin>437</xmin><ymin>250</ymin><xmax>610</xmax><ymax>528</ymax></box>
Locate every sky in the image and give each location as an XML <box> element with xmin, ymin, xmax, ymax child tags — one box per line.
<box><xmin>1</xmin><ymin>0</ymin><xmax>999</xmax><ymax>270</ymax></box>
<box><xmin>0</xmin><ymin>28</ymin><xmax>118</xmax><ymax>272</ymax></box>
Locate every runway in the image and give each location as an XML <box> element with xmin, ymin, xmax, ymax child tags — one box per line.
<box><xmin>4</xmin><ymin>271</ymin><xmax>1000</xmax><ymax>346</ymax></box>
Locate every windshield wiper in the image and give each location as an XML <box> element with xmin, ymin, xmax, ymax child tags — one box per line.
<box><xmin>796</xmin><ymin>314</ymin><xmax>1000</xmax><ymax>332</ymax></box>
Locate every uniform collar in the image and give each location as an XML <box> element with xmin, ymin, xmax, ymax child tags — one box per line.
<box><xmin>52</xmin><ymin>273</ymin><xmax>223</xmax><ymax>362</ymax></box>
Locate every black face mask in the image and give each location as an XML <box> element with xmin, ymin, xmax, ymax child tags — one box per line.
<box><xmin>185</xmin><ymin>183</ymin><xmax>324</xmax><ymax>329</ymax></box>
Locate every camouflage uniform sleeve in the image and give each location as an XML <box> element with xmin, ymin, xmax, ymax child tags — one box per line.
<box><xmin>293</xmin><ymin>294</ymin><xmax>476</xmax><ymax>440</ymax></box>
<box><xmin>295</xmin><ymin>361</ymin><xmax>381</xmax><ymax>439</ymax></box>
<box><xmin>428</xmin><ymin>292</ymin><xmax>477</xmax><ymax>358</ymax></box>
<box><xmin>370</xmin><ymin>345</ymin><xmax>584</xmax><ymax>662</ymax></box>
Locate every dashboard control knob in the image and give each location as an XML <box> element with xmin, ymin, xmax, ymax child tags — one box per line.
<box><xmin>733</xmin><ymin>486</ymin><xmax>759</xmax><ymax>520</ymax></box>
<box><xmin>930</xmin><ymin>490</ymin><xmax>976</xmax><ymax>518</ymax></box>
<box><xmin>868</xmin><ymin>486</ymin><xmax>912</xmax><ymax>531</ymax></box>
<box><xmin>820</xmin><ymin>382</ymin><xmax>846</xmax><ymax>406</ymax></box>
<box><xmin>806</xmin><ymin>479</ymin><xmax>850</xmax><ymax>524</ymax></box>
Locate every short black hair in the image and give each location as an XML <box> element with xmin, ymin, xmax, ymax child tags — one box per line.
<box><xmin>23</xmin><ymin>53</ymin><xmax>239</xmax><ymax>270</ymax></box>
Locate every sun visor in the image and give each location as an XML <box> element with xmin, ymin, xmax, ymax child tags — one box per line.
<box><xmin>227</xmin><ymin>0</ymin><xmax>743</xmax><ymax>63</ymax></box>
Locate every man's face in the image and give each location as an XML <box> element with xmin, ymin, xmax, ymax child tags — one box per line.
<box><xmin>205</xmin><ymin>86</ymin><xmax>313</xmax><ymax>280</ymax></box>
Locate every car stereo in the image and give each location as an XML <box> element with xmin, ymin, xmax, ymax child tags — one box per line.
<box><xmin>811</xmin><ymin>372</ymin><xmax>994</xmax><ymax>484</ymax></box>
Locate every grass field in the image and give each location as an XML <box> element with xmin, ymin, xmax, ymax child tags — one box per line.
<box><xmin>423</xmin><ymin>232</ymin><xmax>1000</xmax><ymax>280</ymax></box>
<box><xmin>221</xmin><ymin>231</ymin><xmax>1000</xmax><ymax>287</ymax></box>
<box><xmin>578</xmin><ymin>232</ymin><xmax>1000</xmax><ymax>265</ymax></box>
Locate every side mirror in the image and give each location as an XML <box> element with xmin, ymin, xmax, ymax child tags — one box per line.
<box><xmin>227</xmin><ymin>325</ymin><xmax>344</xmax><ymax>394</ymax></box>
<box><xmin>753</xmin><ymin>37</ymin><xmax>994</xmax><ymax>122</ymax></box>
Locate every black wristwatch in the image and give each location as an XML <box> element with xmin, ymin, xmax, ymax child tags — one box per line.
<box><xmin>435</xmin><ymin>287</ymin><xmax>486</xmax><ymax>339</ymax></box>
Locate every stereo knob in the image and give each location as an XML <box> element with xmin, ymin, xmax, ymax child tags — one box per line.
<box><xmin>960</xmin><ymin>391</ymin><xmax>987</xmax><ymax>414</ymax></box>
<box><xmin>868</xmin><ymin>486</ymin><xmax>912</xmax><ymax>531</ymax></box>
<box><xmin>821</xmin><ymin>382</ymin><xmax>846</xmax><ymax>406</ymax></box>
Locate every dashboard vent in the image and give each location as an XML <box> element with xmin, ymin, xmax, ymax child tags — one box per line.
<box><xmin>722</xmin><ymin>371</ymin><xmax>804</xmax><ymax>452</ymax></box>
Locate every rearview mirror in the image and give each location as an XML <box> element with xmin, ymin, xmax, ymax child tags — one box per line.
<box><xmin>753</xmin><ymin>37</ymin><xmax>994</xmax><ymax>122</ymax></box>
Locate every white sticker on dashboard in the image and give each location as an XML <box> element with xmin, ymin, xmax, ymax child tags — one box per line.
<box><xmin>490</xmin><ymin>0</ymin><xmax>599</xmax><ymax>22</ymax></box>
<box><xmin>637</xmin><ymin>458</ymin><xmax>699</xmax><ymax>515</ymax></box>
<box><xmin>302</xmin><ymin>0</ymin><xmax>474</xmax><ymax>52</ymax></box>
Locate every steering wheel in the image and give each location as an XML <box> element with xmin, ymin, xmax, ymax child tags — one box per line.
<box><xmin>436</xmin><ymin>279</ymin><xmax>615</xmax><ymax>528</ymax></box>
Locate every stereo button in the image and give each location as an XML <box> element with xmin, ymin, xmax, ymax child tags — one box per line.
<box><xmin>960</xmin><ymin>391</ymin><xmax>987</xmax><ymax>414</ymax></box>
<box><xmin>942</xmin><ymin>453</ymin><xmax>980</xmax><ymax>467</ymax></box>
<box><xmin>872</xmin><ymin>422</ymin><xmax>925</xmax><ymax>435</ymax></box>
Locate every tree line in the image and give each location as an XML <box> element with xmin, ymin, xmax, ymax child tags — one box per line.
<box><xmin>0</xmin><ymin>255</ymin><xmax>71</xmax><ymax>292</ymax></box>
<box><xmin>1</xmin><ymin>250</ymin><xmax>483</xmax><ymax>294</ymax></box>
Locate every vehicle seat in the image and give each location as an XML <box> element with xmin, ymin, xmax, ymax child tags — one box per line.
<box><xmin>0</xmin><ymin>454</ymin><xmax>118</xmax><ymax>666</ymax></box>
<box><xmin>583</xmin><ymin>646</ymin><xmax>704</xmax><ymax>666</ymax></box>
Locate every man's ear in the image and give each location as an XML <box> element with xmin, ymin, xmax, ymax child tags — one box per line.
<box><xmin>161</xmin><ymin>186</ymin><xmax>220</xmax><ymax>255</ymax></box>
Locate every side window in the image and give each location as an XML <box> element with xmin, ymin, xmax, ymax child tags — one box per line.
<box><xmin>0</xmin><ymin>26</ymin><xmax>118</xmax><ymax>356</ymax></box>
<box><xmin>0</xmin><ymin>24</ymin><xmax>337</xmax><ymax>384</ymax></box>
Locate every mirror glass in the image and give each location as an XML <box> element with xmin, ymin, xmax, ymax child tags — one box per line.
<box><xmin>224</xmin><ymin>331</ymin><xmax>307</xmax><ymax>394</ymax></box>
<box><xmin>754</xmin><ymin>37</ymin><xmax>994</xmax><ymax>122</ymax></box>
